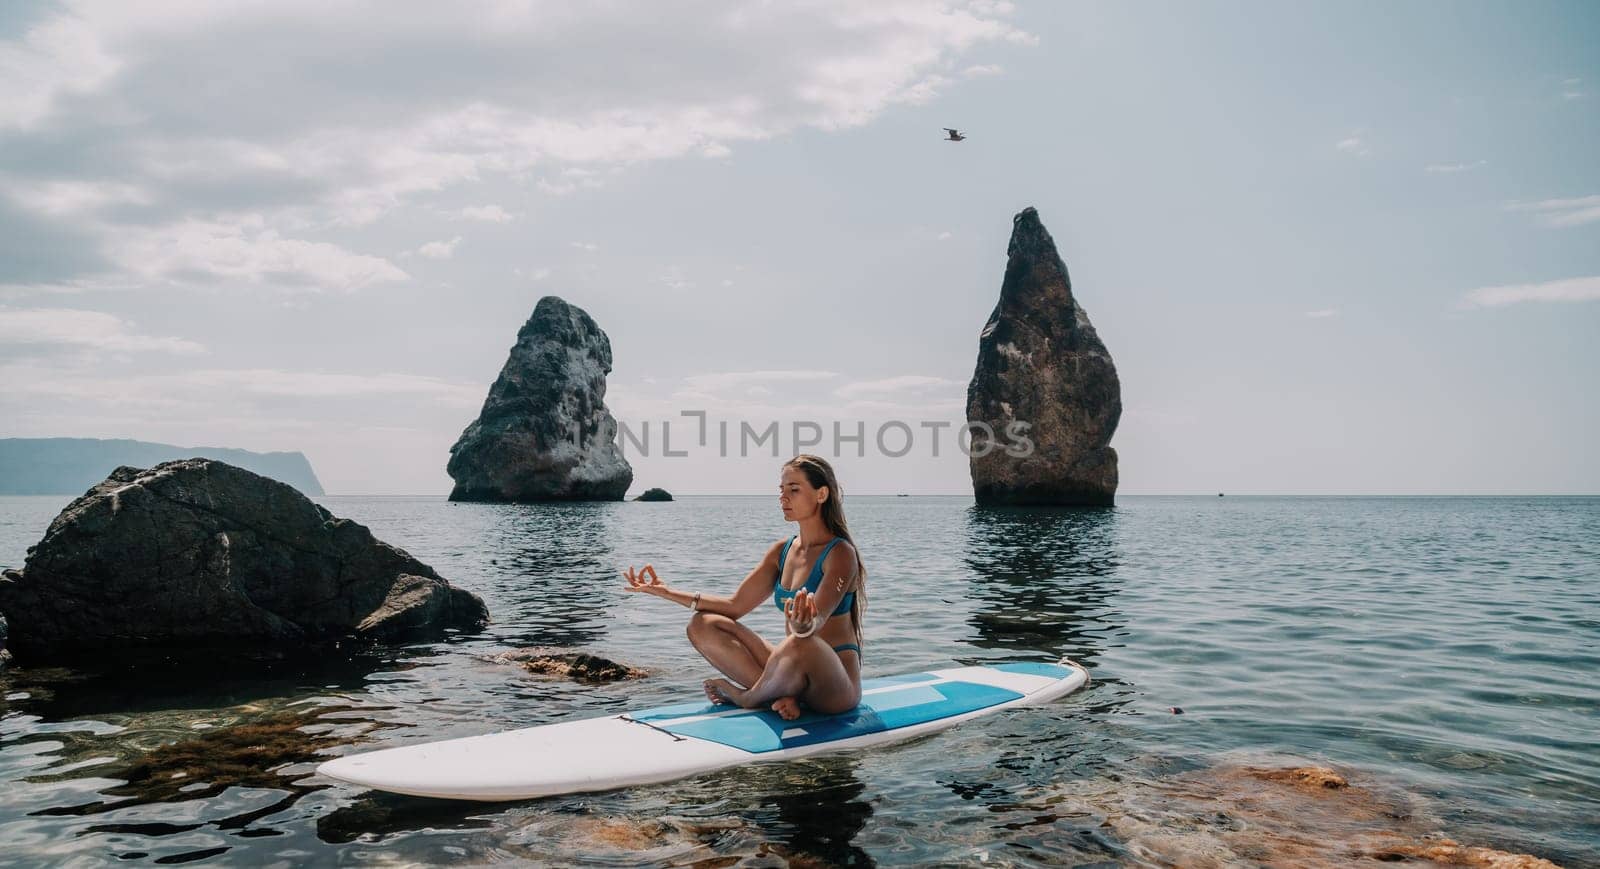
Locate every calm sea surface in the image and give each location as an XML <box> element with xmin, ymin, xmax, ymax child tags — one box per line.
<box><xmin>0</xmin><ymin>495</ymin><xmax>1596</xmax><ymax>866</ymax></box>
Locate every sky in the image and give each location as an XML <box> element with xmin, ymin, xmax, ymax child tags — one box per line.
<box><xmin>1</xmin><ymin>0</ymin><xmax>1596</xmax><ymax>496</ymax></box>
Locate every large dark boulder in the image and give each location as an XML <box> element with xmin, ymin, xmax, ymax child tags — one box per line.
<box><xmin>635</xmin><ymin>487</ymin><xmax>673</xmax><ymax>502</ymax></box>
<box><xmin>967</xmin><ymin>207</ymin><xmax>1121</xmax><ymax>506</ymax></box>
<box><xmin>448</xmin><ymin>296</ymin><xmax>632</xmax><ymax>501</ymax></box>
<box><xmin>0</xmin><ymin>459</ymin><xmax>489</xmax><ymax>664</ymax></box>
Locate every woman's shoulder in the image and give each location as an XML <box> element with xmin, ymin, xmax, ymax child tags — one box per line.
<box><xmin>824</xmin><ymin>537</ymin><xmax>859</xmax><ymax>567</ymax></box>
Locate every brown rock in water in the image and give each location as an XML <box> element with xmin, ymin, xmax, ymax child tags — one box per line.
<box><xmin>448</xmin><ymin>296</ymin><xmax>632</xmax><ymax>502</ymax></box>
<box><xmin>99</xmin><ymin>706</ymin><xmax>372</xmax><ymax>806</ymax></box>
<box><xmin>1367</xmin><ymin>839</ymin><xmax>1562</xmax><ymax>868</ymax></box>
<box><xmin>967</xmin><ymin>207</ymin><xmax>1121</xmax><ymax>506</ymax></box>
<box><xmin>0</xmin><ymin>459</ymin><xmax>489</xmax><ymax>664</ymax></box>
<box><xmin>1042</xmin><ymin>761</ymin><xmax>1563</xmax><ymax>868</ymax></box>
<box><xmin>487</xmin><ymin>649</ymin><xmax>646</xmax><ymax>683</ymax></box>
<box><xmin>1250</xmin><ymin>765</ymin><xmax>1349</xmax><ymax>790</ymax></box>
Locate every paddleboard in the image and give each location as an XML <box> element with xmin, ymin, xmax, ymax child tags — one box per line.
<box><xmin>316</xmin><ymin>659</ymin><xmax>1089</xmax><ymax>801</ymax></box>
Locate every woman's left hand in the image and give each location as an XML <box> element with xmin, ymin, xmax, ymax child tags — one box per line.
<box><xmin>785</xmin><ymin>588</ymin><xmax>819</xmax><ymax>631</ymax></box>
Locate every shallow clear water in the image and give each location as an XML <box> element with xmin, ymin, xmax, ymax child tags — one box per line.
<box><xmin>1</xmin><ymin>495</ymin><xmax>1596</xmax><ymax>866</ymax></box>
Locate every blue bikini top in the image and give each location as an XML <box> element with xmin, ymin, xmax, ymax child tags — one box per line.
<box><xmin>773</xmin><ymin>536</ymin><xmax>856</xmax><ymax>616</ymax></box>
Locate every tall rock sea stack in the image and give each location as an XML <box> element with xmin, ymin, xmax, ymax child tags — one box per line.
<box><xmin>448</xmin><ymin>296</ymin><xmax>632</xmax><ymax>501</ymax></box>
<box><xmin>967</xmin><ymin>207</ymin><xmax>1121</xmax><ymax>506</ymax></box>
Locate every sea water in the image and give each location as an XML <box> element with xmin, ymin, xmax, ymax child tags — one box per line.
<box><xmin>0</xmin><ymin>495</ymin><xmax>1595</xmax><ymax>866</ymax></box>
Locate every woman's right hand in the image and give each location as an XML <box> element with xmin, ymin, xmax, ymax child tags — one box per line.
<box><xmin>622</xmin><ymin>564</ymin><xmax>671</xmax><ymax>598</ymax></box>
<box><xmin>785</xmin><ymin>588</ymin><xmax>819</xmax><ymax>633</ymax></box>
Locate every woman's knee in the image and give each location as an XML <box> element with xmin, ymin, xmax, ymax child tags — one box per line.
<box><xmin>686</xmin><ymin>611</ymin><xmax>717</xmax><ymax>640</ymax></box>
<box><xmin>686</xmin><ymin>611</ymin><xmax>738</xmax><ymax>641</ymax></box>
<box><xmin>773</xmin><ymin>632</ymin><xmax>824</xmax><ymax>660</ymax></box>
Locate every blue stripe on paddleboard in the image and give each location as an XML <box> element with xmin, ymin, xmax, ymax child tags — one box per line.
<box><xmin>632</xmin><ymin>671</ymin><xmax>943</xmax><ymax>724</ymax></box>
<box><xmin>658</xmin><ymin>680</ymin><xmax>1023</xmax><ymax>753</ymax></box>
<box><xmin>991</xmin><ymin>661</ymin><xmax>1072</xmax><ymax>679</ymax></box>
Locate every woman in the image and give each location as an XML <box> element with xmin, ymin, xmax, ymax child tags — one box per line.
<box><xmin>622</xmin><ymin>454</ymin><xmax>866</xmax><ymax>721</ymax></box>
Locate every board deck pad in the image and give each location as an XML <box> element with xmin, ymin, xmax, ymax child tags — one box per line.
<box><xmin>632</xmin><ymin>676</ymin><xmax>1024</xmax><ymax>753</ymax></box>
<box><xmin>317</xmin><ymin>660</ymin><xmax>1088</xmax><ymax>801</ymax></box>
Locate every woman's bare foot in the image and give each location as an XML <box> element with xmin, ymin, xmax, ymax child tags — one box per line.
<box><xmin>703</xmin><ymin>678</ymin><xmax>742</xmax><ymax>706</ymax></box>
<box><xmin>770</xmin><ymin>696</ymin><xmax>802</xmax><ymax>720</ymax></box>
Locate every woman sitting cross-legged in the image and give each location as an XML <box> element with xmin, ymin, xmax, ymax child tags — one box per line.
<box><xmin>622</xmin><ymin>454</ymin><xmax>866</xmax><ymax>721</ymax></box>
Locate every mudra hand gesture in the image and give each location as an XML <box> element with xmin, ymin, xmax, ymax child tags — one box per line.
<box><xmin>785</xmin><ymin>588</ymin><xmax>820</xmax><ymax>636</ymax></box>
<box><xmin>622</xmin><ymin>564</ymin><xmax>669</xmax><ymax>597</ymax></box>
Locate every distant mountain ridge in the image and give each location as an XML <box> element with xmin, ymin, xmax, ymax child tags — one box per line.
<box><xmin>0</xmin><ymin>438</ymin><xmax>325</xmax><ymax>496</ymax></box>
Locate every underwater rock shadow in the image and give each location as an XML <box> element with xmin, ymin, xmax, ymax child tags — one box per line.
<box><xmin>23</xmin><ymin>703</ymin><xmax>396</xmax><ymax>832</ymax></box>
<box><xmin>759</xmin><ymin>761</ymin><xmax>875</xmax><ymax>868</ymax></box>
<box><xmin>316</xmin><ymin>790</ymin><xmax>501</xmax><ymax>844</ymax></box>
<box><xmin>0</xmin><ymin>640</ymin><xmax>460</xmax><ymax>722</ymax></box>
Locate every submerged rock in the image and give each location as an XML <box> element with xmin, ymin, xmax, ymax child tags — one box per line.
<box><xmin>1041</xmin><ymin>759</ymin><xmax>1562</xmax><ymax>868</ymax></box>
<box><xmin>1364</xmin><ymin>839</ymin><xmax>1560</xmax><ymax>868</ymax></box>
<box><xmin>967</xmin><ymin>207</ymin><xmax>1121</xmax><ymax>506</ymax></box>
<box><xmin>0</xmin><ymin>459</ymin><xmax>489</xmax><ymax>664</ymax></box>
<box><xmin>635</xmin><ymin>487</ymin><xmax>673</xmax><ymax>502</ymax></box>
<box><xmin>1251</xmin><ymin>765</ymin><xmax>1348</xmax><ymax>790</ymax></box>
<box><xmin>448</xmin><ymin>295</ymin><xmax>632</xmax><ymax>502</ymax></box>
<box><xmin>486</xmin><ymin>649</ymin><xmax>646</xmax><ymax>683</ymax></box>
<box><xmin>95</xmin><ymin>706</ymin><xmax>371</xmax><ymax>806</ymax></box>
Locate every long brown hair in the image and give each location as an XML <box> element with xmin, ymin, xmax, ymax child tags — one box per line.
<box><xmin>784</xmin><ymin>454</ymin><xmax>866</xmax><ymax>645</ymax></box>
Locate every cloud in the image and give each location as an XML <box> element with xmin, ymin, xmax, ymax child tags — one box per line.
<box><xmin>1335</xmin><ymin>135</ymin><xmax>1370</xmax><ymax>157</ymax></box>
<box><xmin>514</xmin><ymin>266</ymin><xmax>551</xmax><ymax>281</ymax></box>
<box><xmin>0</xmin><ymin>362</ymin><xmax>483</xmax><ymax>406</ymax></box>
<box><xmin>569</xmin><ymin>241</ymin><xmax>600</xmax><ymax>252</ymax></box>
<box><xmin>1458</xmin><ymin>275</ymin><xmax>1600</xmax><ymax>309</ymax></box>
<box><xmin>834</xmin><ymin>375</ymin><xmax>964</xmax><ymax>399</ymax></box>
<box><xmin>682</xmin><ymin>369</ymin><xmax>840</xmax><ymax>393</ymax></box>
<box><xmin>177</xmin><ymin>368</ymin><xmax>483</xmax><ymax>402</ymax></box>
<box><xmin>0</xmin><ymin>306</ymin><xmax>205</xmax><ymax>354</ymax></box>
<box><xmin>537</xmin><ymin>167</ymin><xmax>610</xmax><ymax>196</ymax></box>
<box><xmin>107</xmin><ymin>216</ymin><xmax>409</xmax><ymax>292</ymax></box>
<box><xmin>0</xmin><ymin>11</ymin><xmax>121</xmax><ymax>131</ymax></box>
<box><xmin>0</xmin><ymin>276</ymin><xmax>144</xmax><ymax>299</ymax></box>
<box><xmin>657</xmin><ymin>266</ymin><xmax>694</xmax><ymax>290</ymax></box>
<box><xmin>1304</xmin><ymin>309</ymin><xmax>1338</xmax><ymax>319</ymax></box>
<box><xmin>1424</xmin><ymin>160</ymin><xmax>1486</xmax><ymax>174</ymax></box>
<box><xmin>453</xmin><ymin>204</ymin><xmax>514</xmax><ymax>222</ymax></box>
<box><xmin>962</xmin><ymin>64</ymin><xmax>1003</xmax><ymax>77</ymax></box>
<box><xmin>3</xmin><ymin>179</ymin><xmax>152</xmax><ymax>217</ymax></box>
<box><xmin>1505</xmin><ymin>195</ymin><xmax>1600</xmax><ymax>228</ymax></box>
<box><xmin>936</xmin><ymin>230</ymin><xmax>952</xmax><ymax>240</ymax></box>
<box><xmin>417</xmin><ymin>235</ymin><xmax>463</xmax><ymax>259</ymax></box>
<box><xmin>0</xmin><ymin>2</ymin><xmax>1033</xmax><ymax>296</ymax></box>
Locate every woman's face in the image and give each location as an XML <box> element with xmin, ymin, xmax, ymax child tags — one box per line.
<box><xmin>779</xmin><ymin>467</ymin><xmax>827</xmax><ymax>520</ymax></box>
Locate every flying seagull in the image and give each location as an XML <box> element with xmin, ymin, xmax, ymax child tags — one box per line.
<box><xmin>943</xmin><ymin>128</ymin><xmax>966</xmax><ymax>141</ymax></box>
